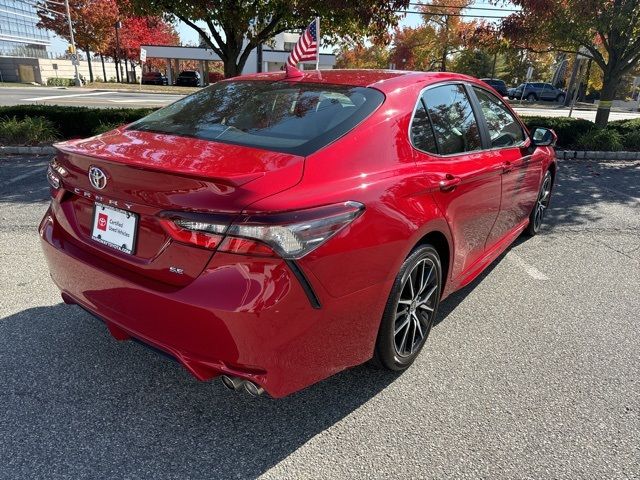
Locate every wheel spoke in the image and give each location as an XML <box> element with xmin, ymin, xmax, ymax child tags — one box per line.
<box><xmin>408</xmin><ymin>273</ymin><xmax>415</xmax><ymax>298</ymax></box>
<box><xmin>418</xmin><ymin>285</ymin><xmax>438</xmax><ymax>305</ymax></box>
<box><xmin>413</xmin><ymin>312</ymin><xmax>424</xmax><ymax>338</ymax></box>
<box><xmin>395</xmin><ymin>308</ymin><xmax>408</xmax><ymax>320</ymax></box>
<box><xmin>418</xmin><ymin>303</ymin><xmax>434</xmax><ymax>312</ymax></box>
<box><xmin>409</xmin><ymin>318</ymin><xmax>417</xmax><ymax>353</ymax></box>
<box><xmin>394</xmin><ymin>316</ymin><xmax>410</xmax><ymax>335</ymax></box>
<box><xmin>398</xmin><ymin>322</ymin><xmax>410</xmax><ymax>354</ymax></box>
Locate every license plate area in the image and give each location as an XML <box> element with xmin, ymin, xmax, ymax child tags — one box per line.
<box><xmin>91</xmin><ymin>202</ymin><xmax>138</xmax><ymax>255</ymax></box>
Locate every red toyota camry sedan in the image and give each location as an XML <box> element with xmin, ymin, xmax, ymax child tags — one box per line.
<box><xmin>40</xmin><ymin>70</ymin><xmax>557</xmax><ymax>398</ymax></box>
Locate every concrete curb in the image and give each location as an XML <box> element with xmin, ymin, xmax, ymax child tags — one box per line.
<box><xmin>556</xmin><ymin>150</ymin><xmax>640</xmax><ymax>160</ymax></box>
<box><xmin>0</xmin><ymin>146</ymin><xmax>56</xmax><ymax>155</ymax></box>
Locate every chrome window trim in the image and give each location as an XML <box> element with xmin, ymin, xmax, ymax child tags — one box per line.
<box><xmin>408</xmin><ymin>80</ymin><xmax>534</xmax><ymax>158</ymax></box>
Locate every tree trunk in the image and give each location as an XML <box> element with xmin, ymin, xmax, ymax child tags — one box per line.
<box><xmin>595</xmin><ymin>72</ymin><xmax>621</xmax><ymax>127</ymax></box>
<box><xmin>100</xmin><ymin>54</ymin><xmax>107</xmax><ymax>81</ymax></box>
<box><xmin>440</xmin><ymin>15</ymin><xmax>449</xmax><ymax>72</ymax></box>
<box><xmin>85</xmin><ymin>48</ymin><xmax>94</xmax><ymax>83</ymax></box>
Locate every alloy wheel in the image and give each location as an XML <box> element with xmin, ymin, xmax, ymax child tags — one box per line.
<box><xmin>534</xmin><ymin>173</ymin><xmax>552</xmax><ymax>231</ymax></box>
<box><xmin>393</xmin><ymin>257</ymin><xmax>439</xmax><ymax>357</ymax></box>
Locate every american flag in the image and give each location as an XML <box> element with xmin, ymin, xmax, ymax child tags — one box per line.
<box><xmin>286</xmin><ymin>18</ymin><xmax>319</xmax><ymax>68</ymax></box>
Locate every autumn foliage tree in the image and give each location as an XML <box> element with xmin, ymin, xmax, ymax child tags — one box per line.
<box><xmin>37</xmin><ymin>0</ymin><xmax>119</xmax><ymax>81</ymax></box>
<box><xmin>389</xmin><ymin>0</ymin><xmax>478</xmax><ymax>72</ymax></box>
<box><xmin>335</xmin><ymin>44</ymin><xmax>390</xmax><ymax>69</ymax></box>
<box><xmin>126</xmin><ymin>0</ymin><xmax>409</xmax><ymax>78</ymax></box>
<box><xmin>116</xmin><ymin>16</ymin><xmax>179</xmax><ymax>71</ymax></box>
<box><xmin>501</xmin><ymin>0</ymin><xmax>640</xmax><ymax>126</ymax></box>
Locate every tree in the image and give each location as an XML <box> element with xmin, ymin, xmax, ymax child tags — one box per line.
<box><xmin>390</xmin><ymin>25</ymin><xmax>441</xmax><ymax>71</ymax></box>
<box><xmin>501</xmin><ymin>0</ymin><xmax>640</xmax><ymax>126</ymax></box>
<box><xmin>126</xmin><ymin>0</ymin><xmax>409</xmax><ymax>78</ymax></box>
<box><xmin>116</xmin><ymin>16</ymin><xmax>179</xmax><ymax>70</ymax></box>
<box><xmin>37</xmin><ymin>0</ymin><xmax>119</xmax><ymax>82</ymax></box>
<box><xmin>451</xmin><ymin>48</ymin><xmax>493</xmax><ymax>77</ymax></box>
<box><xmin>419</xmin><ymin>0</ymin><xmax>476</xmax><ymax>71</ymax></box>
<box><xmin>335</xmin><ymin>44</ymin><xmax>390</xmax><ymax>69</ymax></box>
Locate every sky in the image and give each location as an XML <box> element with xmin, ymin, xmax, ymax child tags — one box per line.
<box><xmin>50</xmin><ymin>2</ymin><xmax>513</xmax><ymax>55</ymax></box>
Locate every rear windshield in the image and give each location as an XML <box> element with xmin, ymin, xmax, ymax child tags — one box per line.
<box><xmin>128</xmin><ymin>80</ymin><xmax>384</xmax><ymax>155</ymax></box>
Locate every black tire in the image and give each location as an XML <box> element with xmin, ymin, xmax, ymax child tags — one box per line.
<box><xmin>372</xmin><ymin>245</ymin><xmax>442</xmax><ymax>371</ymax></box>
<box><xmin>526</xmin><ymin>170</ymin><xmax>553</xmax><ymax>236</ymax></box>
<box><xmin>526</xmin><ymin>92</ymin><xmax>537</xmax><ymax>101</ymax></box>
<box><xmin>556</xmin><ymin>94</ymin><xmax>566</xmax><ymax>103</ymax></box>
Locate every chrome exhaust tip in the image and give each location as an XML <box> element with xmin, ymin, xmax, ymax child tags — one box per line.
<box><xmin>243</xmin><ymin>381</ymin><xmax>264</xmax><ymax>397</ymax></box>
<box><xmin>220</xmin><ymin>375</ymin><xmax>244</xmax><ymax>391</ymax></box>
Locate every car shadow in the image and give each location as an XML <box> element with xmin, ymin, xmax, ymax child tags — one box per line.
<box><xmin>0</xmin><ymin>304</ymin><xmax>399</xmax><ymax>479</ymax></box>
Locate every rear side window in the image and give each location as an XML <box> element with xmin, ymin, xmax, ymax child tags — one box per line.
<box><xmin>129</xmin><ymin>81</ymin><xmax>384</xmax><ymax>156</ymax></box>
<box><xmin>410</xmin><ymin>101</ymin><xmax>438</xmax><ymax>153</ymax></box>
<box><xmin>473</xmin><ymin>87</ymin><xmax>525</xmax><ymax>148</ymax></box>
<box><xmin>422</xmin><ymin>84</ymin><xmax>482</xmax><ymax>155</ymax></box>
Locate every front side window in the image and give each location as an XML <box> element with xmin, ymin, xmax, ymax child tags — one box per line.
<box><xmin>473</xmin><ymin>87</ymin><xmax>525</xmax><ymax>148</ymax></box>
<box><xmin>421</xmin><ymin>84</ymin><xmax>482</xmax><ymax>155</ymax></box>
<box><xmin>129</xmin><ymin>80</ymin><xmax>384</xmax><ymax>156</ymax></box>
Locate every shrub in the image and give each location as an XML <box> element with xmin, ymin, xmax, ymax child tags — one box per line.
<box><xmin>46</xmin><ymin>77</ymin><xmax>75</xmax><ymax>87</ymax></box>
<box><xmin>575</xmin><ymin>128</ymin><xmax>623</xmax><ymax>151</ymax></box>
<box><xmin>0</xmin><ymin>105</ymin><xmax>156</xmax><ymax>139</ymax></box>
<box><xmin>521</xmin><ymin>115</ymin><xmax>595</xmax><ymax>148</ymax></box>
<box><xmin>0</xmin><ymin>116</ymin><xmax>59</xmax><ymax>145</ymax></box>
<box><xmin>607</xmin><ymin>118</ymin><xmax>640</xmax><ymax>136</ymax></box>
<box><xmin>92</xmin><ymin>121</ymin><xmax>122</xmax><ymax>135</ymax></box>
<box><xmin>622</xmin><ymin>130</ymin><xmax>640</xmax><ymax>151</ymax></box>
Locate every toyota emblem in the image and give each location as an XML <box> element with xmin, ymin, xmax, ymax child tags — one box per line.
<box><xmin>88</xmin><ymin>166</ymin><xmax>107</xmax><ymax>190</ymax></box>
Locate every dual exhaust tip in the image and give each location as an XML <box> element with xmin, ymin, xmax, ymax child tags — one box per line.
<box><xmin>221</xmin><ymin>375</ymin><xmax>264</xmax><ymax>397</ymax></box>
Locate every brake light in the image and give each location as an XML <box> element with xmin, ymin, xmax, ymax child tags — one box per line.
<box><xmin>159</xmin><ymin>202</ymin><xmax>364</xmax><ymax>259</ymax></box>
<box><xmin>159</xmin><ymin>218</ymin><xmax>225</xmax><ymax>250</ymax></box>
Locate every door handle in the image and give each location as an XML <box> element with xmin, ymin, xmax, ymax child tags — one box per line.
<box><xmin>502</xmin><ymin>161</ymin><xmax>514</xmax><ymax>174</ymax></box>
<box><xmin>439</xmin><ymin>174</ymin><xmax>461</xmax><ymax>192</ymax></box>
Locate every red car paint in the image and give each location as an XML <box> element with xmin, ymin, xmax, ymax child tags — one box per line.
<box><xmin>40</xmin><ymin>70</ymin><xmax>556</xmax><ymax>397</ymax></box>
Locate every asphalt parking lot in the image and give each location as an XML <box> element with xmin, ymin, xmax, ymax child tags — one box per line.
<box><xmin>0</xmin><ymin>155</ymin><xmax>638</xmax><ymax>479</ymax></box>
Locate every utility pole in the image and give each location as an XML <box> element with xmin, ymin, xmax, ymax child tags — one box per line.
<box><xmin>63</xmin><ymin>0</ymin><xmax>81</xmax><ymax>86</ymax></box>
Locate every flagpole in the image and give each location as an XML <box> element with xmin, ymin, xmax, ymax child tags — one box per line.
<box><xmin>315</xmin><ymin>16</ymin><xmax>320</xmax><ymax>71</ymax></box>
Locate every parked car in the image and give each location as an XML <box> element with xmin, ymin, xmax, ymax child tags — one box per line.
<box><xmin>480</xmin><ymin>78</ymin><xmax>508</xmax><ymax>97</ymax></box>
<box><xmin>141</xmin><ymin>71</ymin><xmax>168</xmax><ymax>85</ymax></box>
<box><xmin>509</xmin><ymin>82</ymin><xmax>566</xmax><ymax>102</ymax></box>
<box><xmin>41</xmin><ymin>70</ymin><xmax>557</xmax><ymax>398</ymax></box>
<box><xmin>176</xmin><ymin>70</ymin><xmax>201</xmax><ymax>87</ymax></box>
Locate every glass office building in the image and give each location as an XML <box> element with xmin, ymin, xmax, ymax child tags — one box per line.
<box><xmin>0</xmin><ymin>0</ymin><xmax>50</xmax><ymax>58</ymax></box>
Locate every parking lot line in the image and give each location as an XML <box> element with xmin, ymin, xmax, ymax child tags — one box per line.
<box><xmin>0</xmin><ymin>167</ymin><xmax>45</xmax><ymax>187</ymax></box>
<box><xmin>23</xmin><ymin>91</ymin><xmax>113</xmax><ymax>101</ymax></box>
<box><xmin>507</xmin><ymin>252</ymin><xmax>549</xmax><ymax>280</ymax></box>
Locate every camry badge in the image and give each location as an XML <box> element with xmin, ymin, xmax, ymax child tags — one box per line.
<box><xmin>88</xmin><ymin>166</ymin><xmax>108</xmax><ymax>190</ymax></box>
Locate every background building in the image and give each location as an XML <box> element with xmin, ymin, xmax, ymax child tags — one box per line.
<box><xmin>0</xmin><ymin>0</ymin><xmax>50</xmax><ymax>58</ymax></box>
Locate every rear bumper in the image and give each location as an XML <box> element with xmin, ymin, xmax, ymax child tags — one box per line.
<box><xmin>39</xmin><ymin>207</ymin><xmax>387</xmax><ymax>397</ymax></box>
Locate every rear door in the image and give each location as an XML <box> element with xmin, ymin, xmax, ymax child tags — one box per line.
<box><xmin>411</xmin><ymin>83</ymin><xmax>503</xmax><ymax>281</ymax></box>
<box><xmin>469</xmin><ymin>85</ymin><xmax>543</xmax><ymax>248</ymax></box>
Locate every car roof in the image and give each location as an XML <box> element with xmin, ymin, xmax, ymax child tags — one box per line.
<box><xmin>234</xmin><ymin>69</ymin><xmax>479</xmax><ymax>93</ymax></box>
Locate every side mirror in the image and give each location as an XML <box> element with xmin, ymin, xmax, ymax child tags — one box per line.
<box><xmin>531</xmin><ymin>127</ymin><xmax>557</xmax><ymax>147</ymax></box>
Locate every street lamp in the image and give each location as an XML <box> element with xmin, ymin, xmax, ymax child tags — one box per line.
<box><xmin>114</xmin><ymin>20</ymin><xmax>122</xmax><ymax>83</ymax></box>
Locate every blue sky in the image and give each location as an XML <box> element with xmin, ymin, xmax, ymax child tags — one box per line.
<box><xmin>50</xmin><ymin>3</ymin><xmax>511</xmax><ymax>54</ymax></box>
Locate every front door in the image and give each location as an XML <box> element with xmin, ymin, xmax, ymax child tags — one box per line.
<box><xmin>469</xmin><ymin>86</ymin><xmax>543</xmax><ymax>248</ymax></box>
<box><xmin>410</xmin><ymin>83</ymin><xmax>503</xmax><ymax>281</ymax></box>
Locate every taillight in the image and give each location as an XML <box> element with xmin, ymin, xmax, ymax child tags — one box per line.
<box><xmin>47</xmin><ymin>158</ymin><xmax>67</xmax><ymax>190</ymax></box>
<box><xmin>159</xmin><ymin>201</ymin><xmax>364</xmax><ymax>259</ymax></box>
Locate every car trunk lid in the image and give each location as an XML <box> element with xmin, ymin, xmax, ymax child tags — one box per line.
<box><xmin>51</xmin><ymin>128</ymin><xmax>304</xmax><ymax>286</ymax></box>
